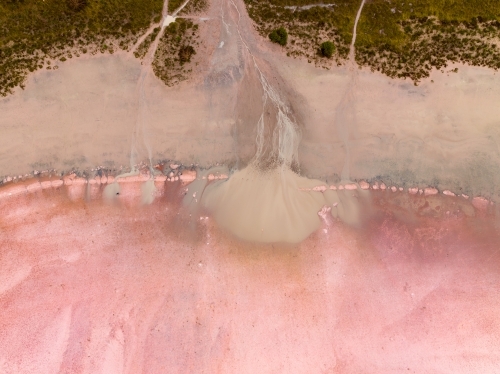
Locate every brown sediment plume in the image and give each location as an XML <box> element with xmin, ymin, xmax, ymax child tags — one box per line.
<box><xmin>201</xmin><ymin>166</ymin><xmax>327</xmax><ymax>242</ymax></box>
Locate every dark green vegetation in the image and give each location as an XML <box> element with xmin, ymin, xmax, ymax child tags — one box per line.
<box><xmin>244</xmin><ymin>0</ymin><xmax>358</xmax><ymax>66</ymax></box>
<box><xmin>0</xmin><ymin>0</ymin><xmax>163</xmax><ymax>96</ymax></box>
<box><xmin>169</xmin><ymin>0</ymin><xmax>208</xmax><ymax>14</ymax></box>
<box><xmin>178</xmin><ymin>45</ymin><xmax>195</xmax><ymax>63</ymax></box>
<box><xmin>153</xmin><ymin>19</ymin><xmax>201</xmax><ymax>86</ymax></box>
<box><xmin>320</xmin><ymin>40</ymin><xmax>335</xmax><ymax>58</ymax></box>
<box><xmin>167</xmin><ymin>0</ymin><xmax>183</xmax><ymax>13</ymax></box>
<box><xmin>245</xmin><ymin>0</ymin><xmax>500</xmax><ymax>80</ymax></box>
<box><xmin>356</xmin><ymin>0</ymin><xmax>500</xmax><ymax>83</ymax></box>
<box><xmin>178</xmin><ymin>0</ymin><xmax>207</xmax><ymax>15</ymax></box>
<box><xmin>269</xmin><ymin>27</ymin><xmax>288</xmax><ymax>46</ymax></box>
<box><xmin>67</xmin><ymin>0</ymin><xmax>88</xmax><ymax>12</ymax></box>
<box><xmin>134</xmin><ymin>27</ymin><xmax>161</xmax><ymax>59</ymax></box>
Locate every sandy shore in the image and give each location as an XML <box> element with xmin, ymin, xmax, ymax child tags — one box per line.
<box><xmin>0</xmin><ymin>51</ymin><xmax>237</xmax><ymax>175</ymax></box>
<box><xmin>277</xmin><ymin>59</ymin><xmax>500</xmax><ymax>198</ymax></box>
<box><xmin>1</xmin><ymin>0</ymin><xmax>499</xmax><ymax>201</ymax></box>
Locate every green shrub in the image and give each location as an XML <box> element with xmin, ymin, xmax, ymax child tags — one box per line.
<box><xmin>320</xmin><ymin>41</ymin><xmax>335</xmax><ymax>58</ymax></box>
<box><xmin>269</xmin><ymin>27</ymin><xmax>288</xmax><ymax>46</ymax></box>
<box><xmin>166</xmin><ymin>22</ymin><xmax>179</xmax><ymax>35</ymax></box>
<box><xmin>178</xmin><ymin>45</ymin><xmax>195</xmax><ymax>64</ymax></box>
<box><xmin>66</xmin><ymin>0</ymin><xmax>88</xmax><ymax>12</ymax></box>
<box><xmin>0</xmin><ymin>0</ymin><xmax>164</xmax><ymax>96</ymax></box>
<box><xmin>168</xmin><ymin>0</ymin><xmax>183</xmax><ymax>13</ymax></box>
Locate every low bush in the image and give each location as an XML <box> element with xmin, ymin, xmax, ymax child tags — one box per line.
<box><xmin>178</xmin><ymin>45</ymin><xmax>195</xmax><ymax>64</ymax></box>
<box><xmin>320</xmin><ymin>41</ymin><xmax>335</xmax><ymax>57</ymax></box>
<box><xmin>269</xmin><ymin>27</ymin><xmax>288</xmax><ymax>46</ymax></box>
<box><xmin>0</xmin><ymin>0</ymin><xmax>164</xmax><ymax>96</ymax></box>
<box><xmin>66</xmin><ymin>0</ymin><xmax>88</xmax><ymax>12</ymax></box>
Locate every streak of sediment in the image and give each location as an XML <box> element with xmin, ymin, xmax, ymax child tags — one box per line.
<box><xmin>227</xmin><ymin>0</ymin><xmax>300</xmax><ymax>169</ymax></box>
<box><xmin>128</xmin><ymin>0</ymin><xmax>194</xmax><ymax>173</ymax></box>
<box><xmin>335</xmin><ymin>0</ymin><xmax>366</xmax><ymax>182</ymax></box>
<box><xmin>172</xmin><ymin>0</ymin><xmax>192</xmax><ymax>16</ymax></box>
<box><xmin>190</xmin><ymin>0</ymin><xmax>368</xmax><ymax>243</ymax></box>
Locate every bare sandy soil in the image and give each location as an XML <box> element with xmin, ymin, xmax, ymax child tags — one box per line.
<box><xmin>279</xmin><ymin>60</ymin><xmax>500</xmax><ymax>198</ymax></box>
<box><xmin>1</xmin><ymin>0</ymin><xmax>499</xmax><ymax>202</ymax></box>
<box><xmin>0</xmin><ymin>51</ymin><xmax>236</xmax><ymax>175</ymax></box>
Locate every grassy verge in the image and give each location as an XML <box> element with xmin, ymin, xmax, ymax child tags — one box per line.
<box><xmin>356</xmin><ymin>0</ymin><xmax>500</xmax><ymax>83</ymax></box>
<box><xmin>152</xmin><ymin>19</ymin><xmax>201</xmax><ymax>86</ymax></box>
<box><xmin>134</xmin><ymin>27</ymin><xmax>161</xmax><ymax>58</ymax></box>
<box><xmin>244</xmin><ymin>0</ymin><xmax>359</xmax><ymax>66</ymax></box>
<box><xmin>244</xmin><ymin>0</ymin><xmax>500</xmax><ymax>80</ymax></box>
<box><xmin>0</xmin><ymin>0</ymin><xmax>163</xmax><ymax>96</ymax></box>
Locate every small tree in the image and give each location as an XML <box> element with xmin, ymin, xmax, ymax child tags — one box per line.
<box><xmin>179</xmin><ymin>45</ymin><xmax>195</xmax><ymax>64</ymax></box>
<box><xmin>166</xmin><ymin>21</ymin><xmax>179</xmax><ymax>35</ymax></box>
<box><xmin>320</xmin><ymin>41</ymin><xmax>335</xmax><ymax>58</ymax></box>
<box><xmin>269</xmin><ymin>27</ymin><xmax>288</xmax><ymax>46</ymax></box>
<box><xmin>67</xmin><ymin>0</ymin><xmax>88</xmax><ymax>12</ymax></box>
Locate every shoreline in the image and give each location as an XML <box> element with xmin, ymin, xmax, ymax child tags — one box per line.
<box><xmin>2</xmin><ymin>157</ymin><xmax>500</xmax><ymax>372</ymax></box>
<box><xmin>0</xmin><ymin>163</ymin><xmax>494</xmax><ymax>217</ymax></box>
<box><xmin>2</xmin><ymin>54</ymin><xmax>500</xmax><ymax>200</ymax></box>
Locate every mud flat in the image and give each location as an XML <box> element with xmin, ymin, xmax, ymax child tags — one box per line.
<box><xmin>0</xmin><ymin>52</ymin><xmax>237</xmax><ymax>177</ymax></box>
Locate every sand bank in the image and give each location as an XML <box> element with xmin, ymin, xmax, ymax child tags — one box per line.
<box><xmin>278</xmin><ymin>59</ymin><xmax>500</xmax><ymax>199</ymax></box>
<box><xmin>2</xmin><ymin>50</ymin><xmax>499</xmax><ymax>200</ymax></box>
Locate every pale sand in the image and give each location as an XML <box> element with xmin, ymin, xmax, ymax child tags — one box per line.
<box><xmin>1</xmin><ymin>0</ymin><xmax>499</xmax><ymax>202</ymax></box>
<box><xmin>0</xmin><ymin>52</ymin><xmax>236</xmax><ymax>175</ymax></box>
<box><xmin>2</xmin><ymin>56</ymin><xmax>499</xmax><ymax>199</ymax></box>
<box><xmin>162</xmin><ymin>15</ymin><xmax>176</xmax><ymax>27</ymax></box>
<box><xmin>278</xmin><ymin>59</ymin><xmax>500</xmax><ymax>198</ymax></box>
